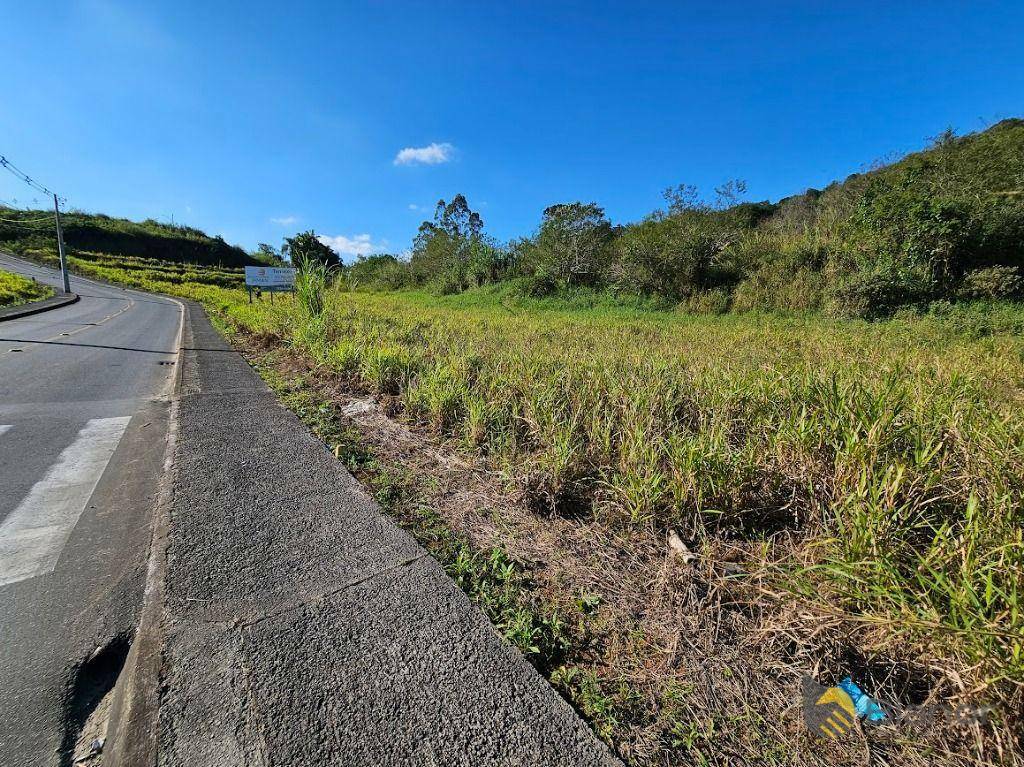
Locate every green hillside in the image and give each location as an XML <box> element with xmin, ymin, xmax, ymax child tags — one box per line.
<box><xmin>0</xmin><ymin>209</ymin><xmax>256</xmax><ymax>268</ymax></box>
<box><xmin>753</xmin><ymin>118</ymin><xmax>1024</xmax><ymax>315</ymax></box>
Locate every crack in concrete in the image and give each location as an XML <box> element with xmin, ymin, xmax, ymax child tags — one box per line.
<box><xmin>193</xmin><ymin>553</ymin><xmax>430</xmax><ymax>631</ymax></box>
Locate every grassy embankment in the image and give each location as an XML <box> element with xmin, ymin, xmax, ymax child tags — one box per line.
<box><xmin>0</xmin><ymin>268</ymin><xmax>52</xmax><ymax>307</ymax></box>
<box><xmin>23</xmin><ymin>250</ymin><xmax>1022</xmax><ymax>765</ymax></box>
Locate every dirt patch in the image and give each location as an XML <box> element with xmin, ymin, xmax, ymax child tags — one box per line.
<box><xmin>238</xmin><ymin>335</ymin><xmax>1014</xmax><ymax>767</ymax></box>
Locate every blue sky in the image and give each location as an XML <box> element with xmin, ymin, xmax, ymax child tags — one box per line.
<box><xmin>2</xmin><ymin>1</ymin><xmax>1023</xmax><ymax>260</ymax></box>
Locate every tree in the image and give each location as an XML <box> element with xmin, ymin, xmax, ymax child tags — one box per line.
<box><xmin>252</xmin><ymin>242</ymin><xmax>284</xmax><ymax>265</ymax></box>
<box><xmin>410</xmin><ymin>195</ymin><xmax>497</xmax><ymax>291</ymax></box>
<box><xmin>282</xmin><ymin>231</ymin><xmax>340</xmax><ymax>269</ymax></box>
<box><xmin>713</xmin><ymin>179</ymin><xmax>748</xmax><ymax>210</ymax></box>
<box><xmin>525</xmin><ymin>202</ymin><xmax>613</xmax><ymax>288</ymax></box>
<box><xmin>662</xmin><ymin>184</ymin><xmax>704</xmax><ymax>215</ymax></box>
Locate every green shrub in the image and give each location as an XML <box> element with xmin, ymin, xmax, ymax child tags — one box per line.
<box><xmin>346</xmin><ymin>254</ymin><xmax>413</xmax><ymax>290</ymax></box>
<box><xmin>677</xmin><ymin>287</ymin><xmax>731</xmax><ymax>315</ymax></box>
<box><xmin>612</xmin><ymin>216</ymin><xmax>719</xmax><ymax>299</ymax></box>
<box><xmin>521</xmin><ymin>203</ymin><xmax>613</xmax><ymax>290</ymax></box>
<box><xmin>826</xmin><ymin>268</ymin><xmax>935</xmax><ymax>319</ymax></box>
<box><xmin>958</xmin><ymin>266</ymin><xmax>1024</xmax><ymax>300</ymax></box>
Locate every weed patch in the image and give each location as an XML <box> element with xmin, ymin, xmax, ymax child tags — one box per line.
<box><xmin>0</xmin><ymin>268</ymin><xmax>52</xmax><ymax>307</ymax></box>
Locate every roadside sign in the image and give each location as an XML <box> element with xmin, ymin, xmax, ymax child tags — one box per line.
<box><xmin>244</xmin><ymin>266</ymin><xmax>296</xmax><ymax>290</ymax></box>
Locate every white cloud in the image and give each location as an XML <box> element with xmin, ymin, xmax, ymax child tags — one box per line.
<box><xmin>317</xmin><ymin>233</ymin><xmax>386</xmax><ymax>260</ymax></box>
<box><xmin>270</xmin><ymin>215</ymin><xmax>298</xmax><ymax>226</ymax></box>
<box><xmin>393</xmin><ymin>142</ymin><xmax>455</xmax><ymax>166</ymax></box>
<box><xmin>408</xmin><ymin>203</ymin><xmax>420</xmax><ymax>211</ymax></box>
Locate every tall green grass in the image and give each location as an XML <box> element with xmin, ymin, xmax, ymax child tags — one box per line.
<box><xmin>40</xmin><ymin>250</ymin><xmax>1024</xmax><ymax>712</ymax></box>
<box><xmin>250</xmin><ymin>286</ymin><xmax>1023</xmax><ymax>693</ymax></box>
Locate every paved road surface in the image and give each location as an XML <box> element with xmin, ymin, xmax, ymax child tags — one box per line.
<box><xmin>0</xmin><ymin>253</ymin><xmax>181</xmax><ymax>766</ymax></box>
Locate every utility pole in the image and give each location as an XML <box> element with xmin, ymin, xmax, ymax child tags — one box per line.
<box><xmin>53</xmin><ymin>193</ymin><xmax>70</xmax><ymax>294</ymax></box>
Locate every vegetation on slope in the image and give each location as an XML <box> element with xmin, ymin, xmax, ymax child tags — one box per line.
<box><xmin>0</xmin><ymin>268</ymin><xmax>51</xmax><ymax>307</ymax></box>
<box><xmin>266</xmin><ymin>283</ymin><xmax>1024</xmax><ymax>765</ymax></box>
<box><xmin>39</xmin><ymin>249</ymin><xmax>1022</xmax><ymax>765</ymax></box>
<box><xmin>0</xmin><ymin>208</ymin><xmax>257</xmax><ymax>267</ymax></box>
<box><xmin>343</xmin><ymin>119</ymin><xmax>1024</xmax><ymax>319</ymax></box>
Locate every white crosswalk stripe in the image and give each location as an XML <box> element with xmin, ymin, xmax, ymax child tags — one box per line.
<box><xmin>0</xmin><ymin>416</ymin><xmax>131</xmax><ymax>587</ymax></box>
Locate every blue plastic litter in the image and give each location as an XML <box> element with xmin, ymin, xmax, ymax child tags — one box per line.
<box><xmin>838</xmin><ymin>677</ymin><xmax>888</xmax><ymax>722</ymax></box>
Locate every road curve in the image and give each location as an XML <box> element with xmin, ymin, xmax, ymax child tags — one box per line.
<box><xmin>0</xmin><ymin>252</ymin><xmax>182</xmax><ymax>766</ymax></box>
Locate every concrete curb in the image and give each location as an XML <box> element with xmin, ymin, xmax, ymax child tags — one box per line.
<box><xmin>0</xmin><ymin>292</ymin><xmax>79</xmax><ymax>321</ymax></box>
<box><xmin>101</xmin><ymin>298</ymin><xmax>188</xmax><ymax>767</ymax></box>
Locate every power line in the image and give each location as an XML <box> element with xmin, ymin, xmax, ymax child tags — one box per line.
<box><xmin>0</xmin><ymin>154</ymin><xmax>56</xmax><ymax>197</ymax></box>
<box><xmin>0</xmin><ymin>152</ymin><xmax>71</xmax><ymax>292</ymax></box>
<box><xmin>0</xmin><ymin>196</ymin><xmax>48</xmax><ymax>211</ymax></box>
<box><xmin>0</xmin><ymin>215</ymin><xmax>54</xmax><ymax>225</ymax></box>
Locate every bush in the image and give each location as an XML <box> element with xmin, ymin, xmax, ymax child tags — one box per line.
<box><xmin>677</xmin><ymin>287</ymin><xmax>731</xmax><ymax>315</ymax></box>
<box><xmin>346</xmin><ymin>254</ymin><xmax>413</xmax><ymax>290</ymax></box>
<box><xmin>958</xmin><ymin>266</ymin><xmax>1024</xmax><ymax>300</ymax></box>
<box><xmin>732</xmin><ymin>267</ymin><xmax>825</xmax><ymax>313</ymax></box>
<box><xmin>826</xmin><ymin>268</ymin><xmax>935</xmax><ymax>319</ymax></box>
<box><xmin>728</xmin><ymin>231</ymin><xmax>828</xmax><ymax>312</ymax></box>
<box><xmin>611</xmin><ymin>215</ymin><xmax>719</xmax><ymax>299</ymax></box>
<box><xmin>522</xmin><ymin>203</ymin><xmax>613</xmax><ymax>289</ymax></box>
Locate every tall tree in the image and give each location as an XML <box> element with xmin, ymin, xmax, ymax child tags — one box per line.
<box><xmin>282</xmin><ymin>231</ymin><xmax>340</xmax><ymax>269</ymax></box>
<box><xmin>527</xmin><ymin>202</ymin><xmax>613</xmax><ymax>287</ymax></box>
<box><xmin>411</xmin><ymin>195</ymin><xmax>497</xmax><ymax>291</ymax></box>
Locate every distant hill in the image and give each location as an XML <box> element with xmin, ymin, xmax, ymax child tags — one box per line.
<box><xmin>0</xmin><ymin>209</ymin><xmax>257</xmax><ymax>267</ymax></box>
<box><xmin>775</xmin><ymin>117</ymin><xmax>1024</xmax><ymax>228</ymax></box>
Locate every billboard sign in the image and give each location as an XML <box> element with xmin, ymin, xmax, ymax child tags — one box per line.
<box><xmin>244</xmin><ymin>266</ymin><xmax>296</xmax><ymax>290</ymax></box>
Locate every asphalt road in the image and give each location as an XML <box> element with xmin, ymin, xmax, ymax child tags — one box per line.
<box><xmin>0</xmin><ymin>253</ymin><xmax>182</xmax><ymax>766</ymax></box>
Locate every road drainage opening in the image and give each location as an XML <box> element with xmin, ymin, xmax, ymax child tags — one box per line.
<box><xmin>61</xmin><ymin>634</ymin><xmax>132</xmax><ymax>766</ymax></box>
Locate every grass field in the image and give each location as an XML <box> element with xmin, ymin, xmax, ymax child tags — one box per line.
<box><xmin>0</xmin><ymin>268</ymin><xmax>52</xmax><ymax>307</ymax></box>
<box><xmin>272</xmin><ymin>287</ymin><xmax>1024</xmax><ymax>674</ymax></box>
<box><xmin>37</xmin><ymin>254</ymin><xmax>1024</xmax><ymax>765</ymax></box>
